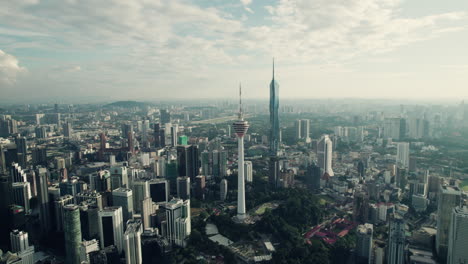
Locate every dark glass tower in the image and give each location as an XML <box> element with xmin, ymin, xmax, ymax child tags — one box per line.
<box><xmin>269</xmin><ymin>60</ymin><xmax>279</xmax><ymax>156</ymax></box>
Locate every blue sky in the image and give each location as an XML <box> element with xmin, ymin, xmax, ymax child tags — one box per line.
<box><xmin>1</xmin><ymin>0</ymin><xmax>468</xmax><ymax>102</ymax></box>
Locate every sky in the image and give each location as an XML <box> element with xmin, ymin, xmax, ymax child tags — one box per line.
<box><xmin>1</xmin><ymin>0</ymin><xmax>468</xmax><ymax>102</ymax></box>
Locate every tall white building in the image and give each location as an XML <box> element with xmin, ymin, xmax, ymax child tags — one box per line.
<box><xmin>437</xmin><ymin>185</ymin><xmax>462</xmax><ymax>260</ymax></box>
<box><xmin>447</xmin><ymin>206</ymin><xmax>468</xmax><ymax>264</ymax></box>
<box><xmin>387</xmin><ymin>216</ymin><xmax>405</xmax><ymax>264</ymax></box>
<box><xmin>396</xmin><ymin>142</ymin><xmax>410</xmax><ymax>168</ymax></box>
<box><xmin>220</xmin><ymin>179</ymin><xmax>228</xmax><ymax>201</ymax></box>
<box><xmin>79</xmin><ymin>239</ymin><xmax>100</xmax><ymax>264</ymax></box>
<box><xmin>161</xmin><ymin>198</ymin><xmax>191</xmax><ymax>247</ymax></box>
<box><xmin>98</xmin><ymin>206</ymin><xmax>124</xmax><ymax>253</ymax></box>
<box><xmin>112</xmin><ymin>187</ymin><xmax>134</xmax><ymax>224</ymax></box>
<box><xmin>232</xmin><ymin>85</ymin><xmax>249</xmax><ymax>220</ymax></box>
<box><xmin>10</xmin><ymin>230</ymin><xmax>35</xmax><ymax>264</ymax></box>
<box><xmin>317</xmin><ymin>135</ymin><xmax>334</xmax><ymax>176</ymax></box>
<box><xmin>356</xmin><ymin>223</ymin><xmax>373</xmax><ymax>264</ymax></box>
<box><xmin>244</xmin><ymin>161</ymin><xmax>253</xmax><ymax>183</ymax></box>
<box><xmin>124</xmin><ymin>220</ymin><xmax>143</xmax><ymax>264</ymax></box>
<box><xmin>132</xmin><ymin>179</ymin><xmax>149</xmax><ymax>214</ymax></box>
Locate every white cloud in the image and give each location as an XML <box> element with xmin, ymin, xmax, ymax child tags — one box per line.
<box><xmin>0</xmin><ymin>0</ymin><xmax>467</xmax><ymax>99</ymax></box>
<box><xmin>240</xmin><ymin>0</ymin><xmax>252</xmax><ymax>6</ymax></box>
<box><xmin>0</xmin><ymin>50</ymin><xmax>26</xmax><ymax>85</ymax></box>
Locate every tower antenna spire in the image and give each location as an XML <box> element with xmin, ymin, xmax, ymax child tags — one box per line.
<box><xmin>272</xmin><ymin>58</ymin><xmax>275</xmax><ymax>80</ymax></box>
<box><xmin>239</xmin><ymin>83</ymin><xmax>243</xmax><ymax>119</ymax></box>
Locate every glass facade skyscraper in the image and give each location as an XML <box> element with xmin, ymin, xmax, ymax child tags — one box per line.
<box><xmin>269</xmin><ymin>60</ymin><xmax>280</xmax><ymax>156</ymax></box>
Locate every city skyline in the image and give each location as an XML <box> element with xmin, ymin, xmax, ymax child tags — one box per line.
<box><xmin>1</xmin><ymin>0</ymin><xmax>468</xmax><ymax>101</ymax></box>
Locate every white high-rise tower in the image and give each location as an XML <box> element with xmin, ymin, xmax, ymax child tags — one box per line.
<box><xmin>233</xmin><ymin>84</ymin><xmax>249</xmax><ymax>220</ymax></box>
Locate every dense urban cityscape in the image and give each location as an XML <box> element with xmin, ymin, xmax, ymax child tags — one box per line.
<box><xmin>2</xmin><ymin>0</ymin><xmax>468</xmax><ymax>264</ymax></box>
<box><xmin>1</xmin><ymin>63</ymin><xmax>468</xmax><ymax>263</ymax></box>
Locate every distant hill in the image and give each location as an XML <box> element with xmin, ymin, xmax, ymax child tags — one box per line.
<box><xmin>104</xmin><ymin>101</ymin><xmax>151</xmax><ymax>108</ymax></box>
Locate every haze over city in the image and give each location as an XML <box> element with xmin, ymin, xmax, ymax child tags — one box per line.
<box><xmin>1</xmin><ymin>0</ymin><xmax>468</xmax><ymax>101</ymax></box>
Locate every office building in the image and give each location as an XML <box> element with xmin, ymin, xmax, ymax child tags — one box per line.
<box><xmin>269</xmin><ymin>60</ymin><xmax>280</xmax><ymax>156</ymax></box>
<box><xmin>177</xmin><ymin>177</ymin><xmax>190</xmax><ymax>200</ymax></box>
<box><xmin>160</xmin><ymin>109</ymin><xmax>171</xmax><ymax>124</ymax></box>
<box><xmin>436</xmin><ymin>185</ymin><xmax>462</xmax><ymax>260</ymax></box>
<box><xmin>353</xmin><ymin>192</ymin><xmax>370</xmax><ymax>224</ymax></box>
<box><xmin>383</xmin><ymin>118</ymin><xmax>406</xmax><ymax>140</ymax></box>
<box><xmin>170</xmin><ymin>125</ymin><xmax>178</xmax><ymax>147</ymax></box>
<box><xmin>76</xmin><ymin>190</ymin><xmax>103</xmax><ymax>210</ymax></box>
<box><xmin>396</xmin><ymin>142</ymin><xmax>410</xmax><ymax>168</ymax></box>
<box><xmin>132</xmin><ymin>179</ymin><xmax>149</xmax><ymax>214</ymax></box>
<box><xmin>36</xmin><ymin>167</ymin><xmax>51</xmax><ymax>233</ymax></box>
<box><xmin>295</xmin><ymin>119</ymin><xmax>310</xmax><ymax>140</ymax></box>
<box><xmin>12</xmin><ymin>182</ymin><xmax>31</xmax><ymax>213</ymax></box>
<box><xmin>149</xmin><ymin>178</ymin><xmax>168</xmax><ymax>203</ymax></box>
<box><xmin>195</xmin><ymin>175</ymin><xmax>206</xmax><ymax>200</ymax></box>
<box><xmin>176</xmin><ymin>145</ymin><xmax>199</xmax><ymax>181</ymax></box>
<box><xmin>160</xmin><ymin>198</ymin><xmax>191</xmax><ymax>247</ymax></box>
<box><xmin>142</xmin><ymin>197</ymin><xmax>156</xmax><ymax>230</ymax></box>
<box><xmin>32</xmin><ymin>146</ymin><xmax>47</xmax><ymax>166</ymax></box>
<box><xmin>79</xmin><ymin>239</ymin><xmax>100</xmax><ymax>264</ymax></box>
<box><xmin>98</xmin><ymin>207</ymin><xmax>124</xmax><ymax>253</ymax></box>
<box><xmin>63</xmin><ymin>121</ymin><xmax>73</xmax><ymax>138</ymax></box>
<box><xmin>220</xmin><ymin>179</ymin><xmax>228</xmax><ymax>201</ymax></box>
<box><xmin>447</xmin><ymin>206</ymin><xmax>468</xmax><ymax>264</ymax></box>
<box><xmin>244</xmin><ymin>161</ymin><xmax>253</xmax><ymax>182</ymax></box>
<box><xmin>54</xmin><ymin>195</ymin><xmax>74</xmax><ymax>231</ymax></box>
<box><xmin>317</xmin><ymin>135</ymin><xmax>334</xmax><ymax>176</ymax></box>
<box><xmin>387</xmin><ymin>216</ymin><xmax>405</xmax><ymax>264</ymax></box>
<box><xmin>63</xmin><ymin>204</ymin><xmax>82</xmax><ymax>264</ymax></box>
<box><xmin>212</xmin><ymin>150</ymin><xmax>227</xmax><ymax>178</ymax></box>
<box><xmin>10</xmin><ymin>230</ymin><xmax>34</xmax><ymax>264</ymax></box>
<box><xmin>306</xmin><ymin>164</ymin><xmax>321</xmax><ymax>190</ymax></box>
<box><xmin>124</xmin><ymin>220</ymin><xmax>143</xmax><ymax>264</ymax></box>
<box><xmin>356</xmin><ymin>223</ymin><xmax>373</xmax><ymax>264</ymax></box>
<box><xmin>110</xmin><ymin>166</ymin><xmax>128</xmax><ymax>190</ymax></box>
<box><xmin>112</xmin><ymin>188</ymin><xmax>133</xmax><ymax>224</ymax></box>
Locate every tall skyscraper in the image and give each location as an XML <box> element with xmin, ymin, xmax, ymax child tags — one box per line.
<box><xmin>132</xmin><ymin>179</ymin><xmax>149</xmax><ymax>214</ymax></box>
<box><xmin>10</xmin><ymin>230</ymin><xmax>35</xmax><ymax>264</ymax></box>
<box><xmin>110</xmin><ymin>166</ymin><xmax>128</xmax><ymax>190</ymax></box>
<box><xmin>54</xmin><ymin>195</ymin><xmax>74</xmax><ymax>231</ymax></box>
<box><xmin>98</xmin><ymin>207</ymin><xmax>124</xmax><ymax>253</ymax></box>
<box><xmin>63</xmin><ymin>204</ymin><xmax>82</xmax><ymax>264</ymax></box>
<box><xmin>112</xmin><ymin>187</ymin><xmax>134</xmax><ymax>224</ymax></box>
<box><xmin>353</xmin><ymin>191</ymin><xmax>370</xmax><ymax>224</ymax></box>
<box><xmin>160</xmin><ymin>109</ymin><xmax>171</xmax><ymax>124</ymax></box>
<box><xmin>383</xmin><ymin>118</ymin><xmax>406</xmax><ymax>140</ymax></box>
<box><xmin>269</xmin><ymin>60</ymin><xmax>280</xmax><ymax>156</ymax></box>
<box><xmin>317</xmin><ymin>135</ymin><xmax>334</xmax><ymax>176</ymax></box>
<box><xmin>447</xmin><ymin>206</ymin><xmax>468</xmax><ymax>264</ymax></box>
<box><xmin>124</xmin><ymin>220</ymin><xmax>143</xmax><ymax>264</ymax></box>
<box><xmin>233</xmin><ymin>85</ymin><xmax>249</xmax><ymax>220</ymax></box>
<box><xmin>356</xmin><ymin>223</ymin><xmax>373</xmax><ymax>264</ymax></box>
<box><xmin>63</xmin><ymin>121</ymin><xmax>73</xmax><ymax>138</ymax></box>
<box><xmin>220</xmin><ymin>179</ymin><xmax>228</xmax><ymax>201</ymax></box>
<box><xmin>436</xmin><ymin>185</ymin><xmax>462</xmax><ymax>260</ymax></box>
<box><xmin>387</xmin><ymin>215</ymin><xmax>405</xmax><ymax>264</ymax></box>
<box><xmin>244</xmin><ymin>161</ymin><xmax>253</xmax><ymax>183</ymax></box>
<box><xmin>396</xmin><ymin>142</ymin><xmax>410</xmax><ymax>168</ymax></box>
<box><xmin>170</xmin><ymin>125</ymin><xmax>178</xmax><ymax>147</ymax></box>
<box><xmin>12</xmin><ymin>182</ymin><xmax>31</xmax><ymax>213</ymax></box>
<box><xmin>36</xmin><ymin>167</ymin><xmax>51</xmax><ymax>233</ymax></box>
<box><xmin>149</xmin><ymin>178</ymin><xmax>168</xmax><ymax>203</ymax></box>
<box><xmin>160</xmin><ymin>198</ymin><xmax>191</xmax><ymax>247</ymax></box>
<box><xmin>177</xmin><ymin>176</ymin><xmax>190</xmax><ymax>200</ymax></box>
